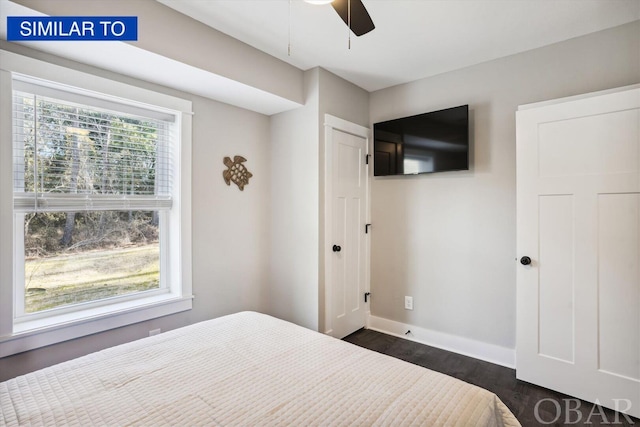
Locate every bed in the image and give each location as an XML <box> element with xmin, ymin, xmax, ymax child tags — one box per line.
<box><xmin>1</xmin><ymin>311</ymin><xmax>520</xmax><ymax>426</ymax></box>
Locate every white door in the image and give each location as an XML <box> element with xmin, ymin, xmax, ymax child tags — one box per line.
<box><xmin>516</xmin><ymin>85</ymin><xmax>640</xmax><ymax>418</ymax></box>
<box><xmin>325</xmin><ymin>115</ymin><xmax>370</xmax><ymax>339</ymax></box>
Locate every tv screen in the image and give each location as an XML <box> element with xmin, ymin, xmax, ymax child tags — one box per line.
<box><xmin>373</xmin><ymin>105</ymin><xmax>469</xmax><ymax>176</ymax></box>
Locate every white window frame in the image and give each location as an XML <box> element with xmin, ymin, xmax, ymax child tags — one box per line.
<box><xmin>0</xmin><ymin>51</ymin><xmax>193</xmax><ymax>357</ymax></box>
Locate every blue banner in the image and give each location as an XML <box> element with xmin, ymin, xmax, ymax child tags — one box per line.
<box><xmin>7</xmin><ymin>16</ymin><xmax>138</xmax><ymax>41</ymax></box>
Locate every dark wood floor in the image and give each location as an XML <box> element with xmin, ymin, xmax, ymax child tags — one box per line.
<box><xmin>343</xmin><ymin>329</ymin><xmax>638</xmax><ymax>427</ymax></box>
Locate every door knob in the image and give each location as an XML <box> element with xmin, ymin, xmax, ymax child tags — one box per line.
<box><xmin>332</xmin><ymin>245</ymin><xmax>341</xmax><ymax>252</ymax></box>
<box><xmin>520</xmin><ymin>256</ymin><xmax>532</xmax><ymax>266</ymax></box>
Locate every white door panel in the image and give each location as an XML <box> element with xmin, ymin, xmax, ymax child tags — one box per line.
<box><xmin>538</xmin><ymin>194</ymin><xmax>575</xmax><ymax>363</ymax></box>
<box><xmin>516</xmin><ymin>86</ymin><xmax>640</xmax><ymax>418</ymax></box>
<box><xmin>598</xmin><ymin>193</ymin><xmax>639</xmax><ymax>381</ymax></box>
<box><xmin>537</xmin><ymin>109</ymin><xmax>638</xmax><ymax>178</ymax></box>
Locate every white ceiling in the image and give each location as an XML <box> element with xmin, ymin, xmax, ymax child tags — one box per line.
<box><xmin>157</xmin><ymin>0</ymin><xmax>640</xmax><ymax>92</ymax></box>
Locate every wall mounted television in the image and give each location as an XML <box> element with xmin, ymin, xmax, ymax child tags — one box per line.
<box><xmin>373</xmin><ymin>105</ymin><xmax>469</xmax><ymax>176</ymax></box>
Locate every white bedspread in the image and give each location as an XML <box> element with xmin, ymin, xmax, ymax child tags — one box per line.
<box><xmin>1</xmin><ymin>312</ymin><xmax>521</xmax><ymax>426</ymax></box>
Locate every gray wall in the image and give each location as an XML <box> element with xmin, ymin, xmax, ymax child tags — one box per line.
<box><xmin>0</xmin><ymin>43</ymin><xmax>272</xmax><ymax>381</ymax></box>
<box><xmin>369</xmin><ymin>21</ymin><xmax>640</xmax><ymax>350</ymax></box>
<box><xmin>269</xmin><ymin>69</ymin><xmax>320</xmax><ymax>330</ymax></box>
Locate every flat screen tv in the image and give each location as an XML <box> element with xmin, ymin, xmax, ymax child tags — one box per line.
<box><xmin>373</xmin><ymin>105</ymin><xmax>469</xmax><ymax>176</ymax></box>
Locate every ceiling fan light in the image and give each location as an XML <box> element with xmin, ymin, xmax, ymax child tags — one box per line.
<box><xmin>304</xmin><ymin>0</ymin><xmax>334</xmax><ymax>5</ymax></box>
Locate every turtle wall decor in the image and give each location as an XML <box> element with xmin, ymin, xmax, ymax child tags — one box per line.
<box><xmin>223</xmin><ymin>155</ymin><xmax>253</xmax><ymax>191</ymax></box>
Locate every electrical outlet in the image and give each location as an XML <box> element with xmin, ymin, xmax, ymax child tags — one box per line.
<box><xmin>149</xmin><ymin>328</ymin><xmax>161</xmax><ymax>336</ymax></box>
<box><xmin>404</xmin><ymin>296</ymin><xmax>413</xmax><ymax>310</ymax></box>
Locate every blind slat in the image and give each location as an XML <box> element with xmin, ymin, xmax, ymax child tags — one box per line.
<box><xmin>14</xmin><ymin>194</ymin><xmax>172</xmax><ymax>212</ymax></box>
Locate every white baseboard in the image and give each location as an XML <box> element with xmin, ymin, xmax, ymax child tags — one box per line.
<box><xmin>367</xmin><ymin>315</ymin><xmax>515</xmax><ymax>369</ymax></box>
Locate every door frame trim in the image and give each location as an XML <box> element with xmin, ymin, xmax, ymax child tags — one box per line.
<box><xmin>323</xmin><ymin>114</ymin><xmax>371</xmax><ymax>336</ymax></box>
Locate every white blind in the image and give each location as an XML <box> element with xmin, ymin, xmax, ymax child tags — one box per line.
<box><xmin>12</xmin><ymin>79</ymin><xmax>176</xmax><ymax>213</ymax></box>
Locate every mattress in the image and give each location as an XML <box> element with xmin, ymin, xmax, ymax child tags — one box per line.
<box><xmin>1</xmin><ymin>311</ymin><xmax>521</xmax><ymax>426</ymax></box>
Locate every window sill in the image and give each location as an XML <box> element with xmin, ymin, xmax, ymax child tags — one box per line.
<box><xmin>0</xmin><ymin>293</ymin><xmax>193</xmax><ymax>357</ymax></box>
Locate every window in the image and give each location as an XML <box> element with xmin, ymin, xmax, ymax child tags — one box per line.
<box><xmin>0</xmin><ymin>51</ymin><xmax>192</xmax><ymax>356</ymax></box>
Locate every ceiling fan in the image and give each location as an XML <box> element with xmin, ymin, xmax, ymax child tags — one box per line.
<box><xmin>305</xmin><ymin>0</ymin><xmax>375</xmax><ymax>36</ymax></box>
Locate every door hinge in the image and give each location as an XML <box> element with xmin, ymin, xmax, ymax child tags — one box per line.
<box><xmin>364</xmin><ymin>292</ymin><xmax>371</xmax><ymax>303</ymax></box>
<box><xmin>365</xmin><ymin>224</ymin><xmax>372</xmax><ymax>234</ymax></box>
<box><xmin>365</xmin><ymin>154</ymin><xmax>371</xmax><ymax>165</ymax></box>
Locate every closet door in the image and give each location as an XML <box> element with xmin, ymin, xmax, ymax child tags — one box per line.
<box><xmin>324</xmin><ymin>114</ymin><xmax>370</xmax><ymax>339</ymax></box>
<box><xmin>516</xmin><ymin>86</ymin><xmax>640</xmax><ymax>418</ymax></box>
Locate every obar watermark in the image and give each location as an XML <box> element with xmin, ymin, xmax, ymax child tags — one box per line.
<box><xmin>534</xmin><ymin>398</ymin><xmax>635</xmax><ymax>425</ymax></box>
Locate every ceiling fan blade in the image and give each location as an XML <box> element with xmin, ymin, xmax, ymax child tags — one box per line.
<box><xmin>330</xmin><ymin>0</ymin><xmax>375</xmax><ymax>37</ymax></box>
